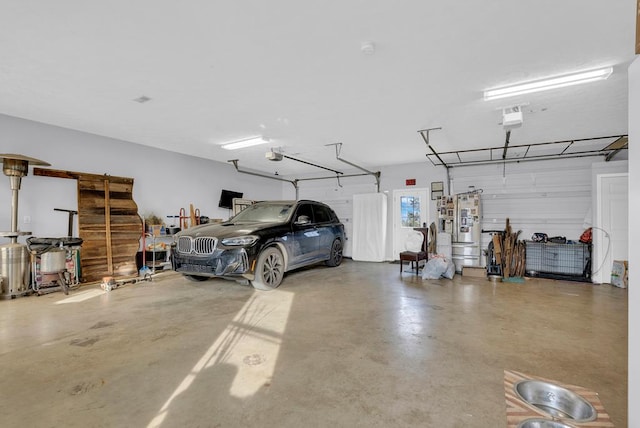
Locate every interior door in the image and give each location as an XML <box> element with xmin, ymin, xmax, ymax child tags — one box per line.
<box><xmin>595</xmin><ymin>173</ymin><xmax>629</xmax><ymax>284</ymax></box>
<box><xmin>392</xmin><ymin>188</ymin><xmax>428</xmax><ymax>258</ymax></box>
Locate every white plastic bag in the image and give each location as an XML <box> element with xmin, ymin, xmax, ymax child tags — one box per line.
<box><xmin>422</xmin><ymin>257</ymin><xmax>447</xmax><ymax>279</ymax></box>
<box><xmin>421</xmin><ymin>257</ymin><xmax>456</xmax><ymax>280</ymax></box>
<box><xmin>442</xmin><ymin>258</ymin><xmax>456</xmax><ymax>279</ymax></box>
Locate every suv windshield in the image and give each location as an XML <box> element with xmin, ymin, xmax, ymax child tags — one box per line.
<box><xmin>230</xmin><ymin>203</ymin><xmax>294</xmax><ymax>223</ymax></box>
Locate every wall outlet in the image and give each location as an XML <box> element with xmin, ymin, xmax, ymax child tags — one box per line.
<box><xmin>23</xmin><ymin>215</ymin><xmax>31</xmax><ymax>224</ymax></box>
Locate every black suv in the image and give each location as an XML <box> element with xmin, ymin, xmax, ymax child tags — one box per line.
<box><xmin>171</xmin><ymin>200</ymin><xmax>345</xmax><ymax>290</ymax></box>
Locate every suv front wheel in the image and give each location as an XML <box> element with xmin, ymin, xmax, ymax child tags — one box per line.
<box><xmin>251</xmin><ymin>247</ymin><xmax>285</xmax><ymax>290</ymax></box>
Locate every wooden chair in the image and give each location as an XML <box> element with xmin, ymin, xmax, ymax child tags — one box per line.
<box><xmin>399</xmin><ymin>228</ymin><xmax>429</xmax><ymax>275</ymax></box>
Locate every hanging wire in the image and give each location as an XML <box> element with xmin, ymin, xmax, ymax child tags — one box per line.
<box><xmin>590</xmin><ymin>226</ymin><xmax>612</xmax><ymax>275</ymax></box>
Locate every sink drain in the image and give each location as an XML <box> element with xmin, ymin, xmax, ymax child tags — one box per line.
<box><xmin>514</xmin><ymin>380</ymin><xmax>596</xmax><ymax>422</ymax></box>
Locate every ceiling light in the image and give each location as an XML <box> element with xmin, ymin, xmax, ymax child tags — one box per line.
<box><xmin>483</xmin><ymin>67</ymin><xmax>613</xmax><ymax>101</ymax></box>
<box><xmin>221</xmin><ymin>136</ymin><xmax>269</xmax><ymax>150</ymax></box>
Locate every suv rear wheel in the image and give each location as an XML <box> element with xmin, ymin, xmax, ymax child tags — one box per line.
<box><xmin>325</xmin><ymin>239</ymin><xmax>343</xmax><ymax>267</ymax></box>
<box><xmin>251</xmin><ymin>247</ymin><xmax>285</xmax><ymax>290</ymax></box>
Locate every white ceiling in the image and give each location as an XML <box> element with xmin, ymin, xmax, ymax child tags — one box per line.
<box><xmin>0</xmin><ymin>1</ymin><xmax>635</xmax><ymax>176</ymax></box>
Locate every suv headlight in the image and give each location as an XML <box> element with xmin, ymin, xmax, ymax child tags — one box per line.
<box><xmin>221</xmin><ymin>235</ymin><xmax>259</xmax><ymax>246</ymax></box>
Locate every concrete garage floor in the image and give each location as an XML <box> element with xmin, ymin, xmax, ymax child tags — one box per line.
<box><xmin>0</xmin><ymin>259</ymin><xmax>628</xmax><ymax>427</ymax></box>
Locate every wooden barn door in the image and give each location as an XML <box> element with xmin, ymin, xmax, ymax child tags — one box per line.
<box><xmin>34</xmin><ymin>168</ymin><xmax>142</xmax><ymax>282</ymax></box>
<box><xmin>77</xmin><ymin>175</ymin><xmax>141</xmax><ymax>281</ymax></box>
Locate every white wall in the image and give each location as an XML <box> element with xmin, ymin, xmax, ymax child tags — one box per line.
<box><xmin>628</xmin><ymin>56</ymin><xmax>639</xmax><ymax>428</ymax></box>
<box><xmin>0</xmin><ymin>114</ymin><xmax>282</xmax><ymax>239</ymax></box>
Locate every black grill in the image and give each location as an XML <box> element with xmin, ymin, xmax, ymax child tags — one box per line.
<box><xmin>178</xmin><ymin>264</ymin><xmax>214</xmax><ymax>273</ymax></box>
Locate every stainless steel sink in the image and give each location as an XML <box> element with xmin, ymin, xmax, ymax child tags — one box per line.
<box><xmin>514</xmin><ymin>380</ymin><xmax>597</xmax><ymax>422</ymax></box>
<box><xmin>517</xmin><ymin>418</ymin><xmax>574</xmax><ymax>428</ymax></box>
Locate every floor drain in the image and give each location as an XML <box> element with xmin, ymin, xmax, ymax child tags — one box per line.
<box><xmin>243</xmin><ymin>354</ymin><xmax>265</xmax><ymax>366</ymax></box>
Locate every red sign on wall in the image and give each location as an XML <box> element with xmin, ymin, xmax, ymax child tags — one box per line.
<box><xmin>406</xmin><ymin>179</ymin><xmax>416</xmax><ymax>186</ymax></box>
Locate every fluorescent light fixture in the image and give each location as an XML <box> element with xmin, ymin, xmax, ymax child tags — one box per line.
<box><xmin>221</xmin><ymin>136</ymin><xmax>269</xmax><ymax>150</ymax></box>
<box><xmin>483</xmin><ymin>67</ymin><xmax>613</xmax><ymax>101</ymax></box>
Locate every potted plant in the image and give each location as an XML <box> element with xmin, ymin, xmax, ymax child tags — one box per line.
<box><xmin>144</xmin><ymin>213</ymin><xmax>164</xmax><ymax>236</ymax></box>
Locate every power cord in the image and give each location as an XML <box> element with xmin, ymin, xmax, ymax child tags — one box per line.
<box><xmin>590</xmin><ymin>226</ymin><xmax>611</xmax><ymax>275</ymax></box>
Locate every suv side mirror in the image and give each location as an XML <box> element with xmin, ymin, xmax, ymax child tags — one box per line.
<box><xmin>295</xmin><ymin>215</ymin><xmax>311</xmax><ymax>225</ymax></box>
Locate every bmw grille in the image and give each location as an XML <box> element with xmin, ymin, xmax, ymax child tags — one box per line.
<box><xmin>177</xmin><ymin>236</ymin><xmax>217</xmax><ymax>255</ymax></box>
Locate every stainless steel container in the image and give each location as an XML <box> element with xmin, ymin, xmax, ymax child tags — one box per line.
<box><xmin>0</xmin><ymin>243</ymin><xmax>30</xmax><ymax>298</ymax></box>
<box><xmin>41</xmin><ymin>249</ymin><xmax>66</xmax><ymax>273</ymax></box>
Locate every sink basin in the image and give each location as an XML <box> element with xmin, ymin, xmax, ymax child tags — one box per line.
<box><xmin>514</xmin><ymin>380</ymin><xmax>597</xmax><ymax>422</ymax></box>
<box><xmin>517</xmin><ymin>418</ymin><xmax>573</xmax><ymax>428</ymax></box>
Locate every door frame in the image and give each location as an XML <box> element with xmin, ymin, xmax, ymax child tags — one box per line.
<box><xmin>594</xmin><ymin>172</ymin><xmax>628</xmax><ymax>284</ymax></box>
<box><xmin>392</xmin><ymin>188</ymin><xmax>429</xmax><ymax>258</ymax></box>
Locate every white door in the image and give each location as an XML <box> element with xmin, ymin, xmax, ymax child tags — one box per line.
<box><xmin>595</xmin><ymin>173</ymin><xmax>628</xmax><ymax>284</ymax></box>
<box><xmin>392</xmin><ymin>188</ymin><xmax>429</xmax><ymax>258</ymax></box>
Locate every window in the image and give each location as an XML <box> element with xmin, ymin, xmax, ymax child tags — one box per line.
<box><xmin>400</xmin><ymin>196</ymin><xmax>421</xmax><ymax>227</ymax></box>
<box><xmin>295</xmin><ymin>204</ymin><xmax>314</xmax><ymax>224</ymax></box>
<box><xmin>313</xmin><ymin>205</ymin><xmax>332</xmax><ymax>223</ymax></box>
<box><xmin>232</xmin><ymin>203</ymin><xmax>293</xmax><ymax>222</ymax></box>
